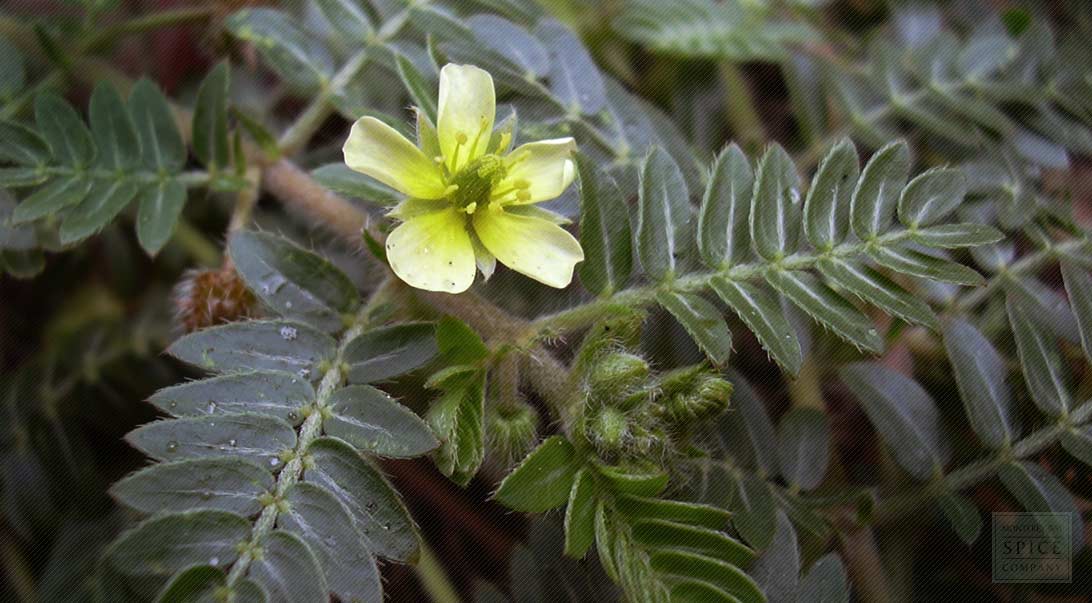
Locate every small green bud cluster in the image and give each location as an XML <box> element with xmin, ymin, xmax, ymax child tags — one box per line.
<box><xmin>654</xmin><ymin>367</ymin><xmax>733</xmax><ymax>424</ymax></box>
<box><xmin>579</xmin><ymin>344</ymin><xmax>733</xmax><ymax>465</ymax></box>
<box><xmin>485</xmin><ymin>399</ymin><xmax>540</xmax><ymax>471</ymax></box>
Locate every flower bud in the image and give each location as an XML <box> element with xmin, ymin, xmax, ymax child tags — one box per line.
<box><xmin>173</xmin><ymin>266</ymin><xmax>257</xmax><ymax>332</ymax></box>
<box><xmin>659</xmin><ymin>376</ymin><xmax>732</xmax><ymax>423</ymax></box>
<box><xmin>486</xmin><ymin>400</ymin><xmax>539</xmax><ymax>470</ymax></box>
<box><xmin>587</xmin><ymin>351</ymin><xmax>649</xmax><ymax>398</ymax></box>
<box><xmin>587</xmin><ymin>406</ymin><xmax>631</xmax><ymax>454</ymax></box>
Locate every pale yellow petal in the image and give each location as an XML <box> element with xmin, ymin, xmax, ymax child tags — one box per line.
<box><xmin>470</xmin><ymin>232</ymin><xmax>497</xmax><ymax>280</ymax></box>
<box><xmin>437</xmin><ymin>64</ymin><xmax>495</xmax><ymax>172</ymax></box>
<box><xmin>386</xmin><ymin>207</ymin><xmax>476</xmax><ymax>293</ymax></box>
<box><xmin>388</xmin><ymin>198</ymin><xmax>447</xmax><ymax>221</ymax></box>
<box><xmin>344</xmin><ymin>116</ymin><xmax>446</xmax><ymax>199</ymax></box>
<box><xmin>473</xmin><ymin>208</ymin><xmax>584</xmax><ymax>289</ymax></box>
<box><xmin>496</xmin><ymin>138</ymin><xmax>576</xmax><ymax>204</ymax></box>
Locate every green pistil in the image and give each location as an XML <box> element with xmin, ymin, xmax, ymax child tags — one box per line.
<box><xmin>449</xmin><ymin>154</ymin><xmax>506</xmax><ymax>212</ymax></box>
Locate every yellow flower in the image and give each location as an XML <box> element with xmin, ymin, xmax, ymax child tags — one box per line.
<box><xmin>343</xmin><ymin>63</ymin><xmax>584</xmax><ymax>294</ymax></box>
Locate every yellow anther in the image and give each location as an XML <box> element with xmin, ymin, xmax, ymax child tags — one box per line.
<box><xmin>514</xmin><ymin>179</ymin><xmax>530</xmax><ymax>189</ymax></box>
<box><xmin>455</xmin><ymin>132</ymin><xmax>469</xmax><ymax>144</ymax></box>
<box><xmin>444</xmin><ymin>184</ymin><xmax>460</xmax><ymax>196</ymax></box>
<box><xmin>464</xmin><ymin>202</ymin><xmax>478</xmax><ymax>214</ymax></box>
<box><xmin>516</xmin><ymin>190</ymin><xmax>531</xmax><ymax>202</ymax></box>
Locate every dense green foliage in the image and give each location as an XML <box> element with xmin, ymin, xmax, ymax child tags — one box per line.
<box><xmin>2</xmin><ymin>1</ymin><xmax>1092</xmax><ymax>602</ymax></box>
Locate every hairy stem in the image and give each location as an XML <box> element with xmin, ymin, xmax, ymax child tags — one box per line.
<box><xmin>530</xmin><ymin>230</ymin><xmax>917</xmax><ymax>339</ymax></box>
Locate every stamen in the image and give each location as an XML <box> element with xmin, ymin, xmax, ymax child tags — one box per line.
<box><xmin>516</xmin><ymin>190</ymin><xmax>531</xmax><ymax>203</ymax></box>
<box><xmin>467</xmin><ymin>119</ymin><xmax>488</xmax><ymax>163</ymax></box>
<box><xmin>464</xmin><ymin>201</ymin><xmax>477</xmax><ymax>214</ymax></box>
<box><xmin>450</xmin><ymin>132</ymin><xmax>468</xmax><ymax>172</ymax></box>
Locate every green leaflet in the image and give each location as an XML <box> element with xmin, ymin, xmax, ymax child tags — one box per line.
<box><xmin>315</xmin><ymin>0</ymin><xmax>374</xmax><ymax>42</ymax></box>
<box><xmin>942</xmin><ymin>319</ymin><xmax>1018</xmax><ymax>449</ymax></box>
<box><xmin>11</xmin><ymin>176</ymin><xmax>93</xmax><ymax>223</ymax></box>
<box><xmin>304</xmin><ymin>437</ymin><xmax>419</xmax><ymax>562</ymax></box>
<box><xmin>615</xmin><ymin>495</ymin><xmax>731</xmax><ymax>531</ymax></box>
<box><xmin>0</xmin><ymin>120</ymin><xmax>51</xmax><ymax>166</ymax></box>
<box><xmin>136</xmin><ymin>178</ymin><xmax>186</xmax><ymax>255</ymax></box>
<box><xmin>750</xmin><ymin>143</ymin><xmax>801</xmax><ymax>261</ymax></box>
<box><xmin>325</xmin><ymin>385</ymin><xmax>439</xmax><ymax>458</ymax></box>
<box><xmin>698</xmin><ymin>144</ymin><xmax>754</xmax><ymax>268</ymax></box>
<box><xmin>649</xmin><ymin>549</ymin><xmax>764</xmax><ymax>603</ymax></box>
<box><xmin>798</xmin><ymin>553</ymin><xmax>850</xmax><ymax>603</ymax></box>
<box><xmin>310</xmin><ymin>163</ymin><xmax>400</xmax><ymax>206</ymax></box>
<box><xmin>1061</xmin><ymin>260</ymin><xmax>1092</xmax><ymax>363</ymax></box>
<box><xmin>167</xmin><ymin>320</ymin><xmax>337</xmax><ymax>377</ymax></box>
<box><xmin>655</xmin><ymin>290</ymin><xmax>732</xmax><ymax>367</ymax></box>
<box><xmin>128</xmin><ymin>78</ymin><xmax>186</xmax><ymax>171</ymax></box>
<box><xmin>868</xmin><ymin>245</ymin><xmax>985</xmax><ymax>287</ymax></box>
<box><xmin>711</xmin><ymin>277</ymin><xmax>801</xmax><ymax>375</ymax></box>
<box><xmin>1005</xmin><ymin>294</ymin><xmax>1071</xmax><ymax>417</ymax></box>
<box><xmin>535</xmin><ymin>18</ymin><xmax>607</xmax><ymax>115</ymax></box>
<box><xmin>577</xmin><ymin>152</ymin><xmax>633</xmax><ymax>297</ymax></box>
<box><xmin>156</xmin><ymin>565</ymin><xmax>229</xmax><ymax>603</ymax></box>
<box><xmin>110</xmin><ymin>457</ymin><xmax>273</xmax><ymax>516</ymax></box>
<box><xmin>897</xmin><ymin>167</ymin><xmax>966</xmax><ymax>228</ymax></box>
<box><xmin>279</xmin><ymin>483</ymin><xmax>383</xmax><ymax>603</ymax></box>
<box><xmin>149</xmin><ymin>370</ymin><xmax>314</xmax><ymax>426</ymax></box>
<box><xmin>35</xmin><ymin>93</ymin><xmax>96</xmax><ymax>167</ymax></box>
<box><xmin>89</xmin><ymin>81</ymin><xmax>141</xmax><ymax>171</ymax></box>
<box><xmin>637</xmin><ymin>147</ymin><xmax>691</xmax><ymax>282</ymax></box>
<box><xmin>840</xmin><ymin>362</ymin><xmax>951</xmax><ymax>481</ymax></box>
<box><xmin>248</xmin><ymin>531</ymin><xmax>328</xmax><ymax>603</ymax></box>
<box><xmin>428</xmin><ymin>369</ymin><xmax>487</xmax><ymax>486</ymax></box>
<box><xmin>998</xmin><ymin>461</ymin><xmax>1083</xmax><ymax>552</ymax></box>
<box><xmin>229</xmin><ymin>231</ymin><xmax>361</xmax><ymax>333</ymax></box>
<box><xmin>395</xmin><ymin>53</ymin><xmax>438</xmax><ymax>125</ymax></box>
<box><xmin>60</xmin><ymin>178</ymin><xmax>141</xmax><ymax>244</ymax></box>
<box><xmin>803</xmin><ymin>138</ymin><xmax>858</xmax><ymax>250</ymax></box>
<box><xmin>106</xmin><ymin>510</ymin><xmax>250</xmax><ymax>578</ymax></box>
<box><xmin>495</xmin><ymin>435</ymin><xmax>580</xmax><ymax>512</ymax></box>
<box><xmin>631</xmin><ymin>519</ymin><xmax>754</xmax><ymax>567</ymax></box>
<box><xmin>565</xmin><ymin>468</ymin><xmax>597</xmax><ymax>558</ymax></box>
<box><xmin>225</xmin><ymin>8</ymin><xmax>335</xmax><ymax>90</ymax></box>
<box><xmin>937</xmin><ymin>492</ymin><xmax>982</xmax><ymax>546</ymax></box>
<box><xmin>776</xmin><ymin>407</ymin><xmax>830</xmax><ymax>492</ymax></box>
<box><xmin>765</xmin><ymin>269</ymin><xmax>883</xmax><ymax>353</ymax></box>
<box><xmin>817</xmin><ymin>258</ymin><xmax>938</xmax><ymax>329</ymax></box>
<box><xmin>729</xmin><ymin>473</ymin><xmax>777</xmax><ymax>551</ymax></box>
<box><xmin>125</xmin><ymin>413</ymin><xmax>297</xmax><ymax>467</ymax></box>
<box><xmin>343</xmin><ymin>322</ymin><xmax>438</xmax><ymax>384</ymax></box>
<box><xmin>192</xmin><ymin>62</ymin><xmax>231</xmax><ymax>172</ymax></box>
<box><xmin>851</xmin><ymin>140</ymin><xmax>909</xmax><ymax>240</ymax></box>
<box><xmin>910</xmin><ymin>223</ymin><xmax>1004</xmax><ymax>248</ymax></box>
<box><xmin>749</xmin><ymin>511</ymin><xmax>799</xmax><ymax>603</ymax></box>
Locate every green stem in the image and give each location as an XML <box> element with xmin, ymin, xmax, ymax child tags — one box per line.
<box><xmin>415</xmin><ymin>540</ymin><xmax>463</xmax><ymax>603</ymax></box>
<box><xmin>948</xmin><ymin>238</ymin><xmax>1084</xmax><ymax>313</ymax></box>
<box><xmin>81</xmin><ymin>5</ymin><xmax>216</xmax><ymax>52</ymax></box>
<box><xmin>871</xmin><ymin>399</ymin><xmax>1092</xmax><ymax>525</ymax></box>
<box><xmin>277</xmin><ymin>4</ymin><xmax>415</xmax><ymax>156</ymax></box>
<box><xmin>530</xmin><ymin>229</ymin><xmax>917</xmax><ymax>339</ymax></box>
<box><xmin>225</xmin><ymin>278</ymin><xmax>395</xmax><ymax>586</ymax></box>
<box><xmin>717</xmin><ymin>62</ymin><xmax>766</xmax><ymax>152</ymax></box>
<box><xmin>170</xmin><ymin>217</ymin><xmax>221</xmax><ymax>268</ymax></box>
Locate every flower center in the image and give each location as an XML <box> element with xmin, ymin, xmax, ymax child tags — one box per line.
<box><xmin>449</xmin><ymin>154</ymin><xmax>506</xmax><ymax>214</ymax></box>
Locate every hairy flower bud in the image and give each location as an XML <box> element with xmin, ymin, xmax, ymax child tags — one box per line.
<box><xmin>587</xmin><ymin>351</ymin><xmax>650</xmax><ymax>399</ymax></box>
<box><xmin>173</xmin><ymin>265</ymin><xmax>257</xmax><ymax>332</ymax></box>
<box><xmin>486</xmin><ymin>400</ymin><xmax>540</xmax><ymax>470</ymax></box>
<box><xmin>658</xmin><ymin>375</ymin><xmax>732</xmax><ymax>423</ymax></box>
<box><xmin>587</xmin><ymin>406</ymin><xmax>631</xmax><ymax>454</ymax></box>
